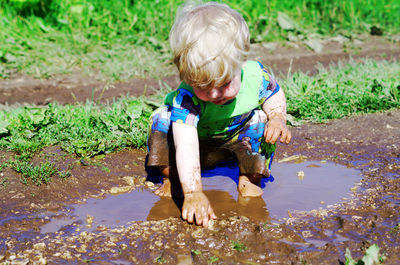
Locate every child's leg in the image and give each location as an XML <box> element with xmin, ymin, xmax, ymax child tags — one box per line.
<box><xmin>154</xmin><ymin>166</ymin><xmax>172</xmax><ymax>197</ymax></box>
<box><xmin>154</xmin><ymin>166</ymin><xmax>183</xmax><ymax>197</ymax></box>
<box><xmin>238</xmin><ymin>173</ymin><xmax>263</xmax><ymax>197</ymax></box>
<box><xmin>227</xmin><ymin>110</ymin><xmax>274</xmax><ymax>197</ymax></box>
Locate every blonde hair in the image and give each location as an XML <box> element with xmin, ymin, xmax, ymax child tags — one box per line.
<box><xmin>170</xmin><ymin>1</ymin><xmax>250</xmax><ymax>90</ymax></box>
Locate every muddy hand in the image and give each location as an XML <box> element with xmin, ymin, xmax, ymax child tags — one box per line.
<box><xmin>264</xmin><ymin>114</ymin><xmax>292</xmax><ymax>144</ymax></box>
<box><xmin>181</xmin><ymin>191</ymin><xmax>217</xmax><ymax>227</ymax></box>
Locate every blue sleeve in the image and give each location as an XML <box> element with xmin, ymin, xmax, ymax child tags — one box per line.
<box><xmin>169</xmin><ymin>88</ymin><xmax>201</xmax><ymax>127</ymax></box>
<box><xmin>257</xmin><ymin>61</ymin><xmax>280</xmax><ymax>105</ymax></box>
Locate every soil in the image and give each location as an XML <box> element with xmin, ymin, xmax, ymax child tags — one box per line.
<box><xmin>0</xmin><ymin>36</ymin><xmax>400</xmax><ymax>264</ymax></box>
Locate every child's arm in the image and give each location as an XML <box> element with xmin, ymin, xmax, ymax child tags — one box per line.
<box><xmin>172</xmin><ymin>122</ymin><xmax>217</xmax><ymax>227</ymax></box>
<box><xmin>262</xmin><ymin>89</ymin><xmax>292</xmax><ymax>144</ymax></box>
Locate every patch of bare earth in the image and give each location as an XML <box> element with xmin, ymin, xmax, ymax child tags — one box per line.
<box><xmin>0</xmin><ymin>36</ymin><xmax>399</xmax><ymax>264</ymax></box>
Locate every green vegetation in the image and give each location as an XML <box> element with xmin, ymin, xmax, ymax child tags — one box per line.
<box><xmin>1</xmin><ymin>0</ymin><xmax>399</xmax><ymax>80</ymax></box>
<box><xmin>284</xmin><ymin>59</ymin><xmax>400</xmax><ymax>123</ymax></box>
<box><xmin>231</xmin><ymin>240</ymin><xmax>247</xmax><ymax>252</ymax></box>
<box><xmin>191</xmin><ymin>249</ymin><xmax>219</xmax><ymax>264</ymax></box>
<box><xmin>208</xmin><ymin>256</ymin><xmax>219</xmax><ymax>264</ymax></box>
<box><xmin>155</xmin><ymin>256</ymin><xmax>166</xmax><ymax>264</ymax></box>
<box><xmin>345</xmin><ymin>244</ymin><xmax>385</xmax><ymax>265</ymax></box>
<box><xmin>389</xmin><ymin>223</ymin><xmax>400</xmax><ymax>234</ymax></box>
<box><xmin>0</xmin><ymin>98</ymin><xmax>153</xmax><ymax>158</ymax></box>
<box><xmin>0</xmin><ymin>95</ymin><xmax>157</xmax><ymax>185</ymax></box>
<box><xmin>192</xmin><ymin>249</ymin><xmax>202</xmax><ymax>256</ymax></box>
<box><xmin>9</xmin><ymin>158</ymin><xmax>59</xmax><ymax>185</ymax></box>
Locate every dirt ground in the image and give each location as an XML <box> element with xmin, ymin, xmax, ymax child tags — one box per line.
<box><xmin>0</xmin><ymin>36</ymin><xmax>400</xmax><ymax>264</ymax></box>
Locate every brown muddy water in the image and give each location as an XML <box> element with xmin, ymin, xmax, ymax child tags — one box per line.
<box><xmin>39</xmin><ymin>160</ymin><xmax>360</xmax><ymax>235</ymax></box>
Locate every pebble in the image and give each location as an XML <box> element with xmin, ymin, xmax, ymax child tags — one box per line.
<box><xmin>177</xmin><ymin>254</ymin><xmax>193</xmax><ymax>265</ymax></box>
<box><xmin>297</xmin><ymin>170</ymin><xmax>305</xmax><ymax>180</ymax></box>
<box><xmin>33</xmin><ymin>242</ymin><xmax>46</xmax><ymax>250</ymax></box>
<box><xmin>145</xmin><ymin>181</ymin><xmax>154</xmax><ymax>187</ymax></box>
<box><xmin>122</xmin><ymin>176</ymin><xmax>135</xmax><ymax>186</ymax></box>
<box><xmin>191</xmin><ymin>228</ymin><xmax>204</xmax><ymax>238</ymax></box>
<box><xmin>86</xmin><ymin>215</ymin><xmax>94</xmax><ymax>226</ymax></box>
<box><xmin>302</xmin><ymin>230</ymin><xmax>312</xmax><ymax>238</ymax></box>
<box><xmin>110</xmin><ymin>186</ymin><xmax>131</xmax><ymax>194</ymax></box>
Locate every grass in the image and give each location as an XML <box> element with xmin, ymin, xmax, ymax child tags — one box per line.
<box><xmin>0</xmin><ymin>96</ymin><xmax>157</xmax><ymax>185</ymax></box>
<box><xmin>283</xmin><ymin>59</ymin><xmax>400</xmax><ymax>123</ymax></box>
<box><xmin>231</xmin><ymin>240</ymin><xmax>247</xmax><ymax>252</ymax></box>
<box><xmin>0</xmin><ymin>98</ymin><xmax>153</xmax><ymax>157</ymax></box>
<box><xmin>9</xmin><ymin>158</ymin><xmax>59</xmax><ymax>185</ymax></box>
<box><xmin>0</xmin><ymin>59</ymin><xmax>399</xmax><ymax>185</ymax></box>
<box><xmin>1</xmin><ymin>0</ymin><xmax>399</xmax><ymax>80</ymax></box>
<box><xmin>191</xmin><ymin>249</ymin><xmax>219</xmax><ymax>264</ymax></box>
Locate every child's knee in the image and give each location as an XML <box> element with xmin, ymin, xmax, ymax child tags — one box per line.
<box><xmin>159</xmin><ymin>166</ymin><xmax>178</xmax><ymax>178</ymax></box>
<box><xmin>243</xmin><ymin>173</ymin><xmax>263</xmax><ymax>184</ymax></box>
<box><xmin>159</xmin><ymin>166</ymin><xmax>170</xmax><ymax>178</ymax></box>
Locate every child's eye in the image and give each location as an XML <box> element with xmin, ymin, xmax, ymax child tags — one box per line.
<box><xmin>221</xmin><ymin>81</ymin><xmax>231</xmax><ymax>88</ymax></box>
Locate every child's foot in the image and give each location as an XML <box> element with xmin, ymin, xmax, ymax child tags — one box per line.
<box><xmin>238</xmin><ymin>175</ymin><xmax>263</xmax><ymax>197</ymax></box>
<box><xmin>155</xmin><ymin>178</ymin><xmax>172</xmax><ymax>197</ymax></box>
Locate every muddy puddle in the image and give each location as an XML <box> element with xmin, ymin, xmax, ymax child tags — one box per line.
<box><xmin>40</xmin><ymin>160</ymin><xmax>360</xmax><ymax>234</ymax></box>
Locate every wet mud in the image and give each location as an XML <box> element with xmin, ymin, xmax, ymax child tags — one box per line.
<box><xmin>1</xmin><ymin>110</ymin><xmax>399</xmax><ymax>264</ymax></box>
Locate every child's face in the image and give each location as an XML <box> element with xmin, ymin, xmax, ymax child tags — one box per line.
<box><xmin>193</xmin><ymin>72</ymin><xmax>241</xmax><ymax>105</ymax></box>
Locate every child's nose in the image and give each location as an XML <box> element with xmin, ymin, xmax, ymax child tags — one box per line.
<box><xmin>208</xmin><ymin>88</ymin><xmax>221</xmax><ymax>99</ymax></box>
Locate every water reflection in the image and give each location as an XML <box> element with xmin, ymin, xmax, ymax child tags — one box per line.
<box><xmin>40</xmin><ymin>160</ymin><xmax>360</xmax><ymax>233</ymax></box>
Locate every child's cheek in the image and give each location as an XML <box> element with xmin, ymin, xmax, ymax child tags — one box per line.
<box><xmin>225</xmin><ymin>85</ymin><xmax>239</xmax><ymax>98</ymax></box>
<box><xmin>194</xmin><ymin>90</ymin><xmax>208</xmax><ymax>101</ymax></box>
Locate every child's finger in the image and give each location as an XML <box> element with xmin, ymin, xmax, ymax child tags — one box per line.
<box><xmin>208</xmin><ymin>206</ymin><xmax>217</xmax><ymax>219</ymax></box>
<box><xmin>201</xmin><ymin>215</ymin><xmax>209</xmax><ymax>227</ymax></box>
<box><xmin>264</xmin><ymin>126</ymin><xmax>274</xmax><ymax>143</ymax></box>
<box><xmin>266</xmin><ymin>127</ymin><xmax>279</xmax><ymax>144</ymax></box>
<box><xmin>280</xmin><ymin>129</ymin><xmax>289</xmax><ymax>143</ymax></box>
<box><xmin>187</xmin><ymin>209</ymin><xmax>195</xmax><ymax>224</ymax></box>
<box><xmin>195</xmin><ymin>209</ymin><xmax>205</xmax><ymax>226</ymax></box>
<box><xmin>271</xmin><ymin>129</ymin><xmax>281</xmax><ymax>144</ymax></box>
<box><xmin>282</xmin><ymin>129</ymin><xmax>292</xmax><ymax>144</ymax></box>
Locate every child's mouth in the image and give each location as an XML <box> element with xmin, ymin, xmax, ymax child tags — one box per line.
<box><xmin>212</xmin><ymin>98</ymin><xmax>226</xmax><ymax>105</ymax></box>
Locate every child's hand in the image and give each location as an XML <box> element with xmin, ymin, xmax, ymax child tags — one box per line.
<box><xmin>181</xmin><ymin>191</ymin><xmax>217</xmax><ymax>228</ymax></box>
<box><xmin>264</xmin><ymin>113</ymin><xmax>292</xmax><ymax>144</ymax></box>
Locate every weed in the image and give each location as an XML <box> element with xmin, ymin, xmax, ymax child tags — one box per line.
<box><xmin>9</xmin><ymin>158</ymin><xmax>58</xmax><ymax>186</ymax></box>
<box><xmin>208</xmin><ymin>256</ymin><xmax>219</xmax><ymax>264</ymax></box>
<box><xmin>58</xmin><ymin>168</ymin><xmax>72</xmax><ymax>179</ymax></box>
<box><xmin>155</xmin><ymin>256</ymin><xmax>166</xmax><ymax>264</ymax></box>
<box><xmin>231</xmin><ymin>240</ymin><xmax>247</xmax><ymax>252</ymax></box>
<box><xmin>389</xmin><ymin>223</ymin><xmax>400</xmax><ymax>234</ymax></box>
<box><xmin>0</xmin><ymin>161</ymin><xmax>9</xmax><ymax>172</ymax></box>
<box><xmin>345</xmin><ymin>244</ymin><xmax>385</xmax><ymax>265</ymax></box>
<box><xmin>0</xmin><ymin>177</ymin><xmax>8</xmax><ymax>188</ymax></box>
<box><xmin>192</xmin><ymin>249</ymin><xmax>202</xmax><ymax>256</ymax></box>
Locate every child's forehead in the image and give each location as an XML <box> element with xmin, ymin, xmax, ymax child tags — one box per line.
<box><xmin>193</xmin><ymin>79</ymin><xmax>232</xmax><ymax>91</ymax></box>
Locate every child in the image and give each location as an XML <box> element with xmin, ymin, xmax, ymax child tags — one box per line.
<box><xmin>146</xmin><ymin>1</ymin><xmax>291</xmax><ymax>227</ymax></box>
